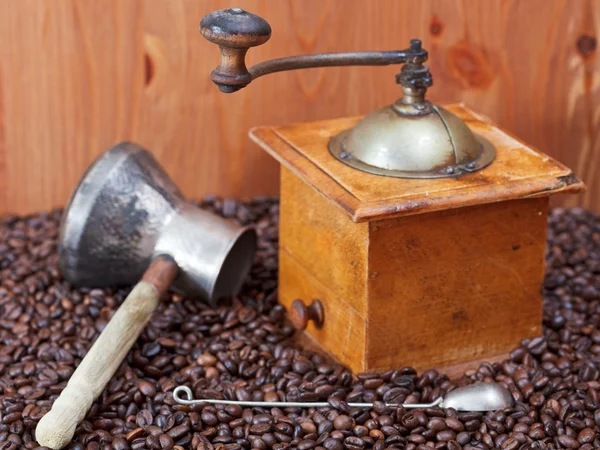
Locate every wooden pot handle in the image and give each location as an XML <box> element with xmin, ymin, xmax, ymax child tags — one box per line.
<box><xmin>36</xmin><ymin>257</ymin><xmax>178</xmax><ymax>449</ymax></box>
<box><xmin>35</xmin><ymin>281</ymin><xmax>159</xmax><ymax>449</ymax></box>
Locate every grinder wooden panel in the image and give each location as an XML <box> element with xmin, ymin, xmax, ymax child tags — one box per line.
<box><xmin>279</xmin><ymin>167</ymin><xmax>368</xmax><ymax>367</ymax></box>
<box><xmin>279</xmin><ymin>168</ymin><xmax>369</xmax><ymax>316</ymax></box>
<box><xmin>251</xmin><ymin>104</ymin><xmax>584</xmax><ymax>374</ymax></box>
<box><xmin>366</xmin><ymin>197</ymin><xmax>547</xmax><ymax>371</ymax></box>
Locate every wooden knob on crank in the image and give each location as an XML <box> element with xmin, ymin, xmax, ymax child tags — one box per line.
<box><xmin>200</xmin><ymin>8</ymin><xmax>271</xmax><ymax>92</ymax></box>
<box><xmin>290</xmin><ymin>299</ymin><xmax>325</xmax><ymax>330</ymax></box>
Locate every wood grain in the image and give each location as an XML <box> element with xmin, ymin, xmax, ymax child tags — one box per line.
<box><xmin>262</xmin><ymin>102</ymin><xmax>561</xmax><ymax>373</ymax></box>
<box><xmin>250</xmin><ymin>104</ymin><xmax>584</xmax><ymax>223</ymax></box>
<box><xmin>0</xmin><ymin>0</ymin><xmax>597</xmax><ymax>214</ymax></box>
<box><xmin>35</xmin><ymin>281</ymin><xmax>161</xmax><ymax>449</ymax></box>
<box><xmin>278</xmin><ymin>166</ymin><xmax>368</xmax><ymax>371</ymax></box>
<box><xmin>366</xmin><ymin>197</ymin><xmax>547</xmax><ymax>372</ymax></box>
<box><xmin>279</xmin><ymin>167</ymin><xmax>369</xmax><ymax>314</ymax></box>
<box><xmin>279</xmin><ymin>249</ymin><xmax>367</xmax><ymax>370</ymax></box>
<box><xmin>276</xmin><ymin>159</ymin><xmax>548</xmax><ymax>373</ymax></box>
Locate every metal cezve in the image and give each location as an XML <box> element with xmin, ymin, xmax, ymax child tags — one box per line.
<box><xmin>36</xmin><ymin>142</ymin><xmax>258</xmax><ymax>450</ymax></box>
<box><xmin>59</xmin><ymin>142</ymin><xmax>257</xmax><ymax>303</ymax></box>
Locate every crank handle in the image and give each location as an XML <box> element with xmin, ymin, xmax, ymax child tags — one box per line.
<box><xmin>200</xmin><ymin>8</ymin><xmax>430</xmax><ymax>93</ymax></box>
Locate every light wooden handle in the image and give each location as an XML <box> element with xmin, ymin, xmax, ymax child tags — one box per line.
<box><xmin>35</xmin><ymin>281</ymin><xmax>160</xmax><ymax>449</ymax></box>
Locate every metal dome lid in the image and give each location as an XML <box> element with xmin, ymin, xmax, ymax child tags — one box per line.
<box><xmin>329</xmin><ymin>88</ymin><xmax>496</xmax><ymax>179</ymax></box>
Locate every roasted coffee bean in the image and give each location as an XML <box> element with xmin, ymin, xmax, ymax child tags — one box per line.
<box><xmin>402</xmin><ymin>412</ymin><xmax>422</xmax><ymax>429</ymax></box>
<box><xmin>333</xmin><ymin>415</ymin><xmax>354</xmax><ymax>431</ymax></box>
<box><xmin>196</xmin><ymin>353</ymin><xmax>217</xmax><ymax>367</ymax></box>
<box><xmin>327</xmin><ymin>397</ymin><xmax>351</xmax><ymax>414</ymax></box>
<box><xmin>408</xmin><ymin>433</ymin><xmax>427</xmax><ymax>444</ymax></box>
<box><xmin>111</xmin><ymin>437</ymin><xmax>128</xmax><ymax>450</ymax></box>
<box><xmin>445</xmin><ymin>417</ymin><xmax>465</xmax><ymax>432</ymax></box>
<box><xmin>344</xmin><ymin>436</ymin><xmax>365</xmax><ymax>449</ymax></box>
<box><xmin>456</xmin><ymin>431</ymin><xmax>471</xmax><ymax>445</ymax></box>
<box><xmin>501</xmin><ymin>437</ymin><xmax>520</xmax><ymax>450</ymax></box>
<box><xmin>201</xmin><ymin>411</ymin><xmax>218</xmax><ymax>426</ymax></box>
<box><xmin>126</xmin><ymin>428</ymin><xmax>144</xmax><ymax>442</ymax></box>
<box><xmin>249</xmin><ymin>423</ymin><xmax>271</xmax><ymax>434</ymax></box>
<box><xmin>300</xmin><ymin>421</ymin><xmax>317</xmax><ymax>435</ymax></box>
<box><xmin>1</xmin><ymin>203</ymin><xmax>600</xmax><ymax>449</ymax></box>
<box><xmin>323</xmin><ymin>438</ymin><xmax>343</xmax><ymax>450</ymax></box>
<box><xmin>557</xmin><ymin>434</ymin><xmax>581</xmax><ymax>449</ymax></box>
<box><xmin>135</xmin><ymin>410</ymin><xmax>152</xmax><ymax>427</ymax></box>
<box><xmin>158</xmin><ymin>434</ymin><xmax>174</xmax><ymax>449</ymax></box>
<box><xmin>577</xmin><ymin>428</ymin><xmax>596</xmax><ymax>444</ymax></box>
<box><xmin>145</xmin><ymin>434</ymin><xmax>161</xmax><ymax>449</ymax></box>
<box><xmin>138</xmin><ymin>381</ymin><xmax>157</xmax><ymax>397</ymax></box>
<box><xmin>166</xmin><ymin>424</ymin><xmax>189</xmax><ymax>440</ymax></box>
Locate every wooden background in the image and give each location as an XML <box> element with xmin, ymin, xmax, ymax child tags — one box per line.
<box><xmin>0</xmin><ymin>0</ymin><xmax>598</xmax><ymax>215</ymax></box>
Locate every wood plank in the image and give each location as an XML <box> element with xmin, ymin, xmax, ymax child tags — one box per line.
<box><xmin>0</xmin><ymin>0</ymin><xmax>598</xmax><ymax>214</ymax></box>
<box><xmin>279</xmin><ymin>167</ymin><xmax>368</xmax><ymax>315</ymax></box>
<box><xmin>365</xmin><ymin>197</ymin><xmax>547</xmax><ymax>372</ymax></box>
<box><xmin>279</xmin><ymin>249</ymin><xmax>366</xmax><ymax>373</ymax></box>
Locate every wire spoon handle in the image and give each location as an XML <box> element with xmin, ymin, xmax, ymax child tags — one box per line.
<box><xmin>173</xmin><ymin>386</ymin><xmax>442</xmax><ymax>409</ymax></box>
<box><xmin>173</xmin><ymin>382</ymin><xmax>514</xmax><ymax>412</ymax></box>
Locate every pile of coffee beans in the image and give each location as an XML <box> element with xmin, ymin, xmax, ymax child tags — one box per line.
<box><xmin>0</xmin><ymin>199</ymin><xmax>599</xmax><ymax>450</ymax></box>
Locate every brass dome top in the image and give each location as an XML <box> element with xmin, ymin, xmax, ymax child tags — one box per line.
<box><xmin>329</xmin><ymin>100</ymin><xmax>496</xmax><ymax>179</ymax></box>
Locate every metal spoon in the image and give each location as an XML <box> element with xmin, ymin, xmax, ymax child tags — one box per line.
<box><xmin>173</xmin><ymin>382</ymin><xmax>514</xmax><ymax>412</ymax></box>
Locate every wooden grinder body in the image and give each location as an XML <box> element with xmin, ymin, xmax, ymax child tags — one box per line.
<box><xmin>250</xmin><ymin>104</ymin><xmax>584</xmax><ymax>374</ymax></box>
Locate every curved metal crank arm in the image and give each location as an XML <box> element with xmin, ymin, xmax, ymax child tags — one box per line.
<box><xmin>248</xmin><ymin>47</ymin><xmax>423</xmax><ymax>80</ymax></box>
<box><xmin>199</xmin><ymin>8</ymin><xmax>429</xmax><ymax>93</ymax></box>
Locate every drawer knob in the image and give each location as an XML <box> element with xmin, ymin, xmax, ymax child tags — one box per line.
<box><xmin>290</xmin><ymin>299</ymin><xmax>324</xmax><ymax>330</ymax></box>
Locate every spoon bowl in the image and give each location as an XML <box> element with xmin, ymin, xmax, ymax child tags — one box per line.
<box><xmin>441</xmin><ymin>382</ymin><xmax>515</xmax><ymax>411</ymax></box>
